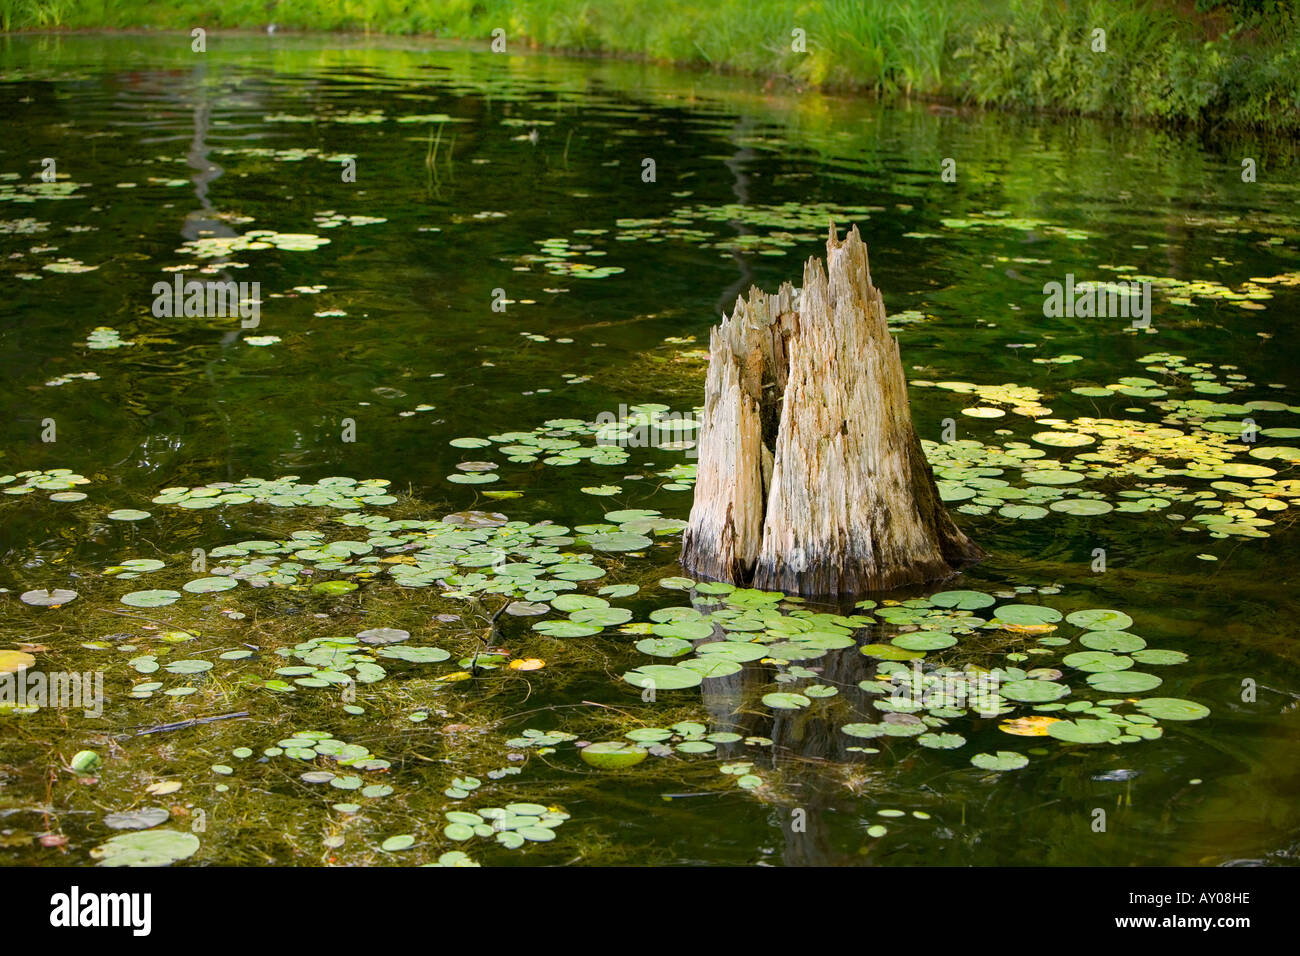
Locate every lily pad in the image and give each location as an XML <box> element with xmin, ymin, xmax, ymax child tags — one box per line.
<box><xmin>120</xmin><ymin>589</ymin><xmax>181</xmax><ymax>608</ymax></box>
<box><xmin>622</xmin><ymin>664</ymin><xmax>702</xmax><ymax>690</ymax></box>
<box><xmin>993</xmin><ymin>604</ymin><xmax>1063</xmax><ymax>627</ymax></box>
<box><xmin>0</xmin><ymin>650</ymin><xmax>36</xmax><ymax>674</ymax></box>
<box><xmin>20</xmin><ymin>588</ymin><xmax>78</xmax><ymax>607</ymax></box>
<box><xmin>929</xmin><ymin>590</ymin><xmax>995</xmax><ymax>610</ymax></box>
<box><xmin>182</xmin><ymin>576</ymin><xmax>237</xmax><ymax>594</ymax></box>
<box><xmin>1066</xmin><ymin>609</ymin><xmax>1134</xmax><ymax>631</ymax></box>
<box><xmin>1079</xmin><ymin>630</ymin><xmax>1146</xmax><ymax>652</ymax></box>
<box><xmin>762</xmin><ymin>692</ymin><xmax>811</xmax><ymax>710</ymax></box>
<box><xmin>579</xmin><ymin>741</ymin><xmax>648</xmax><ymax>769</ymax></box>
<box><xmin>357</xmin><ymin>627</ymin><xmax>410</xmax><ymax>645</ymax></box>
<box><xmin>91</xmin><ymin>830</ymin><xmax>200</xmax><ymax>867</ymax></box>
<box><xmin>971</xmin><ymin>751</ymin><xmax>1029</xmax><ymax>771</ymax></box>
<box><xmin>103</xmin><ymin>807</ymin><xmax>170</xmax><ymax>830</ymax></box>
<box><xmin>1086</xmin><ymin>671</ymin><xmax>1162</xmax><ymax>693</ymax></box>
<box><xmin>1063</xmin><ymin>651</ymin><xmax>1133</xmax><ymax>673</ymax></box>
<box><xmin>1134</xmin><ymin>697</ymin><xmax>1210</xmax><ymax>721</ymax></box>
<box><xmin>999</xmin><ymin>679</ymin><xmax>1070</xmax><ymax>703</ymax></box>
<box><xmin>1047</xmin><ymin>719</ymin><xmax>1123</xmax><ymax>743</ymax></box>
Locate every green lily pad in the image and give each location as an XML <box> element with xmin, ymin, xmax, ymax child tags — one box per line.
<box><xmin>377</xmin><ymin>646</ymin><xmax>450</xmax><ymax>663</ymax></box>
<box><xmin>312</xmin><ymin>581</ymin><xmax>357</xmax><ymax>595</ymax></box>
<box><xmin>164</xmin><ymin>659</ymin><xmax>213</xmax><ymax>675</ymax></box>
<box><xmin>1134</xmin><ymin>697</ymin><xmax>1210</xmax><ymax>721</ymax></box>
<box><xmin>650</xmin><ymin>620</ymin><xmax>715</xmax><ymax>641</ymax></box>
<box><xmin>570</xmin><ymin>607</ymin><xmax>633</xmax><ymax>627</ymax></box>
<box><xmin>1086</xmin><ymin>671</ymin><xmax>1162</xmax><ymax>693</ymax></box>
<box><xmin>695</xmin><ymin>641</ymin><xmax>768</xmax><ymax>662</ymax></box>
<box><xmin>841</xmin><ymin>723</ymin><xmax>886</xmax><ymax>739</ymax></box>
<box><xmin>993</xmin><ymin>604</ymin><xmax>1063</xmax><ymax>626</ymax></box>
<box><xmin>182</xmin><ymin>576</ymin><xmax>237</xmax><ymax>594</ymax></box>
<box><xmin>1066</xmin><ymin>609</ymin><xmax>1134</xmax><ymax>631</ymax></box>
<box><xmin>635</xmin><ymin>637</ymin><xmax>692</xmax><ymax>658</ymax></box>
<box><xmin>622</xmin><ymin>664</ymin><xmax>702</xmax><ymax>690</ymax></box>
<box><xmin>579</xmin><ymin>741</ymin><xmax>648</xmax><ymax>769</ymax></box>
<box><xmin>971</xmin><ymin>751</ymin><xmax>1028</xmax><ymax>771</ymax></box>
<box><xmin>1079</xmin><ymin>630</ymin><xmax>1146</xmax><ymax>652</ymax></box>
<box><xmin>1063</xmin><ymin>651</ymin><xmax>1133</xmax><ymax>673</ymax></box>
<box><xmin>91</xmin><ymin>830</ymin><xmax>200</xmax><ymax>867</ymax></box>
<box><xmin>762</xmin><ymin>692</ymin><xmax>811</xmax><ymax>710</ymax></box>
<box><xmin>999</xmin><ymin>679</ymin><xmax>1070</xmax><ymax>703</ymax></box>
<box><xmin>892</xmin><ymin>631</ymin><xmax>957</xmax><ymax>651</ymax></box>
<box><xmin>1130</xmin><ymin>648</ymin><xmax>1188</xmax><ymax>666</ymax></box>
<box><xmin>120</xmin><ymin>589</ymin><xmax>181</xmax><ymax>608</ymax></box>
<box><xmin>581</xmin><ymin>532</ymin><xmax>652</xmax><ymax>552</ymax></box>
<box><xmin>1047</xmin><ymin>719</ymin><xmax>1123</xmax><ymax>743</ymax></box>
<box><xmin>676</xmin><ymin>657</ymin><xmax>742</xmax><ymax>679</ymax></box>
<box><xmin>928</xmin><ymin>589</ymin><xmax>995</xmax><ymax>610</ymax></box>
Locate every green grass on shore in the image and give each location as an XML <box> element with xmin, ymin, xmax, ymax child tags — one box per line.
<box><xmin>3</xmin><ymin>0</ymin><xmax>1298</xmax><ymax>129</ymax></box>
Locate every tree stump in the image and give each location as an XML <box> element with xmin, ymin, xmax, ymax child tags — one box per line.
<box><xmin>681</xmin><ymin>222</ymin><xmax>984</xmax><ymax>597</ymax></box>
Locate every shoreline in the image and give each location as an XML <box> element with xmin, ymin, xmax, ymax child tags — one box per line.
<box><xmin>4</xmin><ymin>4</ymin><xmax>1298</xmax><ymax>134</ymax></box>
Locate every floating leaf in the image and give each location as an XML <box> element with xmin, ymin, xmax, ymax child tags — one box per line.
<box><xmin>580</xmin><ymin>741</ymin><xmax>647</xmax><ymax>769</ymax></box>
<box><xmin>104</xmin><ymin>807</ymin><xmax>170</xmax><ymax>830</ymax></box>
<box><xmin>998</xmin><ymin>716</ymin><xmax>1061</xmax><ymax>737</ymax></box>
<box><xmin>622</xmin><ymin>664</ymin><xmax>702</xmax><ymax>690</ymax></box>
<box><xmin>971</xmin><ymin>751</ymin><xmax>1028</xmax><ymax>771</ymax></box>
<box><xmin>20</xmin><ymin>588</ymin><xmax>78</xmax><ymax>607</ymax></box>
<box><xmin>1066</xmin><ymin>609</ymin><xmax>1134</xmax><ymax>631</ymax></box>
<box><xmin>762</xmin><ymin>692</ymin><xmax>811</xmax><ymax>710</ymax></box>
<box><xmin>0</xmin><ymin>650</ymin><xmax>36</xmax><ymax>674</ymax></box>
<box><xmin>928</xmin><ymin>590</ymin><xmax>995</xmax><ymax>610</ymax></box>
<box><xmin>999</xmin><ymin>679</ymin><xmax>1070</xmax><ymax>703</ymax></box>
<box><xmin>1134</xmin><ymin>697</ymin><xmax>1210</xmax><ymax>721</ymax></box>
<box><xmin>357</xmin><ymin>627</ymin><xmax>410</xmax><ymax>645</ymax></box>
<box><xmin>120</xmin><ymin>590</ymin><xmax>181</xmax><ymax>608</ymax></box>
<box><xmin>1047</xmin><ymin>719</ymin><xmax>1123</xmax><ymax>743</ymax></box>
<box><xmin>993</xmin><ymin>605</ymin><xmax>1062</xmax><ymax>626</ymax></box>
<box><xmin>1078</xmin><ymin>630</ymin><xmax>1146</xmax><ymax>652</ymax></box>
<box><xmin>92</xmin><ymin>830</ymin><xmax>199</xmax><ymax>867</ymax></box>
<box><xmin>1063</xmin><ymin>651</ymin><xmax>1133</xmax><ymax>673</ymax></box>
<box><xmin>182</xmin><ymin>576</ymin><xmax>237</xmax><ymax>594</ymax></box>
<box><xmin>1086</xmin><ymin>671</ymin><xmax>1162</xmax><ymax>693</ymax></box>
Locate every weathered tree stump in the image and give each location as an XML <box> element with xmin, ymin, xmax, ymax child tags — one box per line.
<box><xmin>681</xmin><ymin>222</ymin><xmax>983</xmax><ymax>597</ymax></box>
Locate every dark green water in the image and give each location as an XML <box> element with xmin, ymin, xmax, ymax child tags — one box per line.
<box><xmin>1</xmin><ymin>33</ymin><xmax>1298</xmax><ymax>867</ymax></box>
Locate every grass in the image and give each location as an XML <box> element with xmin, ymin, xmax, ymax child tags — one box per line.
<box><xmin>3</xmin><ymin>0</ymin><xmax>1299</xmax><ymax>129</ymax></box>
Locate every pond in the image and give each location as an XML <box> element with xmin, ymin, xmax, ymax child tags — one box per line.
<box><xmin>1</xmin><ymin>32</ymin><xmax>1298</xmax><ymax>868</ymax></box>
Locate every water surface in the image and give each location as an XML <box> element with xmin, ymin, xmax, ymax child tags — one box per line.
<box><xmin>1</xmin><ymin>33</ymin><xmax>1298</xmax><ymax>867</ymax></box>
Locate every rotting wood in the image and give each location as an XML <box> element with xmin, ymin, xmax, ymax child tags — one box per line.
<box><xmin>681</xmin><ymin>221</ymin><xmax>983</xmax><ymax>597</ymax></box>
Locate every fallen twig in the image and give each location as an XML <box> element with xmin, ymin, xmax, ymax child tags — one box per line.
<box><xmin>129</xmin><ymin>711</ymin><xmax>250</xmax><ymax>737</ymax></box>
